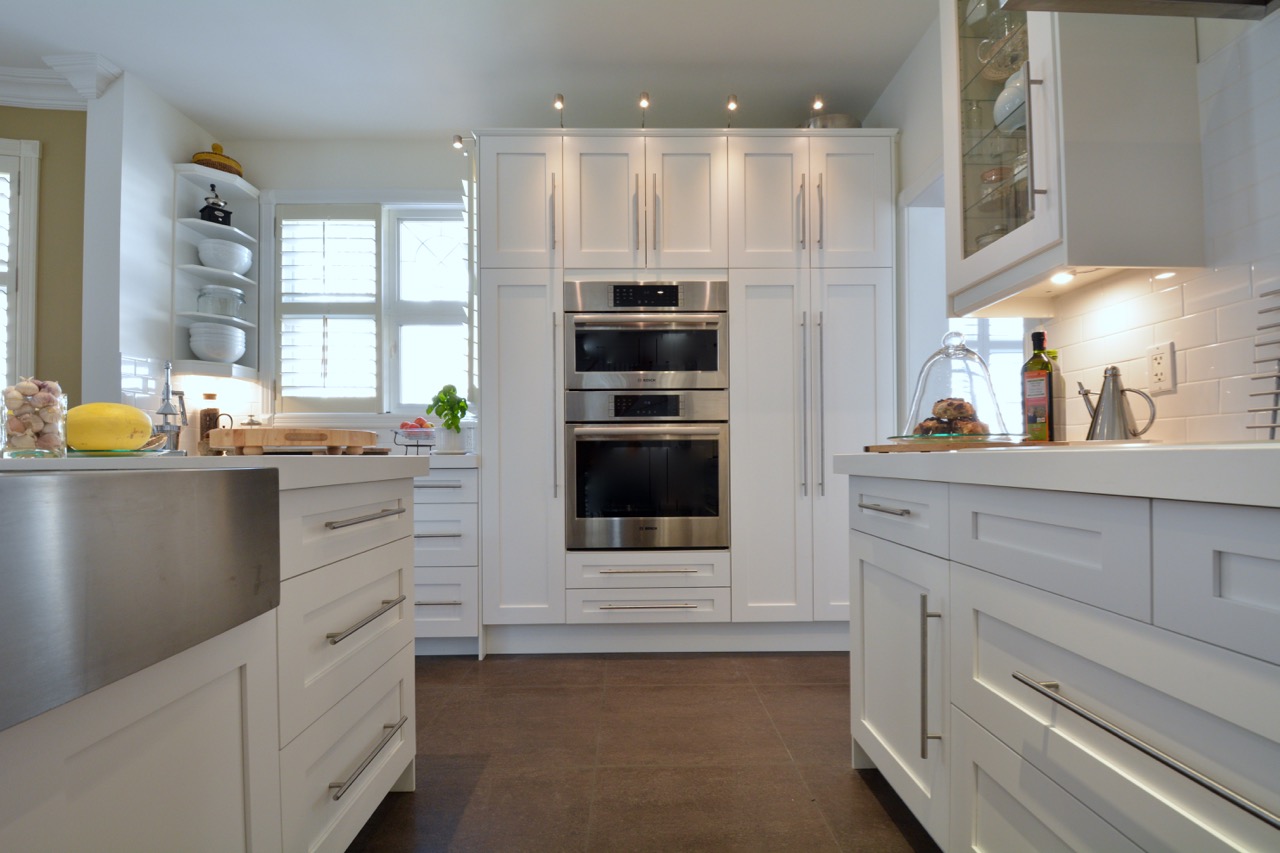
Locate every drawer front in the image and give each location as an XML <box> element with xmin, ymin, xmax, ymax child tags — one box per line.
<box><xmin>413</xmin><ymin>503</ymin><xmax>479</xmax><ymax>567</ymax></box>
<box><xmin>949</xmin><ymin>707</ymin><xmax>1141</xmax><ymax>853</ymax></box>
<box><xmin>566</xmin><ymin>550</ymin><xmax>731</xmax><ymax>589</ymax></box>
<box><xmin>278</xmin><ymin>538</ymin><xmax>414</xmax><ymax>745</ymax></box>
<box><xmin>281</xmin><ymin>643</ymin><xmax>415</xmax><ymax>853</ymax></box>
<box><xmin>413</xmin><ymin>565</ymin><xmax>479</xmax><ymax>638</ymax></box>
<box><xmin>413</xmin><ymin>469</ymin><xmax>478</xmax><ymax>504</ymax></box>
<box><xmin>1153</xmin><ymin>500</ymin><xmax>1280</xmax><ymax>666</ymax></box>
<box><xmin>848</xmin><ymin>476</ymin><xmax>949</xmax><ymax>558</ymax></box>
<box><xmin>949</xmin><ymin>484</ymin><xmax>1151</xmax><ymax>620</ymax></box>
<box><xmin>951</xmin><ymin>563</ymin><xmax>1280</xmax><ymax>852</ymax></box>
<box><xmin>281</xmin><ymin>479</ymin><xmax>414</xmax><ymax>580</ymax></box>
<box><xmin>566</xmin><ymin>587</ymin><xmax>730</xmax><ymax>623</ymax></box>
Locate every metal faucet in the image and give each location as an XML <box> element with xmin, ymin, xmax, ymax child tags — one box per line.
<box><xmin>154</xmin><ymin>361</ymin><xmax>188</xmax><ymax>453</ymax></box>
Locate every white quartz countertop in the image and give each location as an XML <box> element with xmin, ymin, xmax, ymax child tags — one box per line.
<box><xmin>0</xmin><ymin>453</ymin><xmax>431</xmax><ymax>490</ymax></box>
<box><xmin>834</xmin><ymin>442</ymin><xmax>1280</xmax><ymax>508</ymax></box>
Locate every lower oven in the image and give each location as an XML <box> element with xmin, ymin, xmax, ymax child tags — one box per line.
<box><xmin>565</xmin><ymin>389</ymin><xmax>728</xmax><ymax>550</ymax></box>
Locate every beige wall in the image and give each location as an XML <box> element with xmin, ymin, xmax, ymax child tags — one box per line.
<box><xmin>0</xmin><ymin>106</ymin><xmax>85</xmax><ymax>404</ymax></box>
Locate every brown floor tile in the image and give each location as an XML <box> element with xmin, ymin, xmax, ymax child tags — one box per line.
<box><xmin>602</xmin><ymin>684</ymin><xmax>768</xmax><ymax>720</ymax></box>
<box><xmin>758</xmin><ymin>683</ymin><xmax>854</xmax><ymax>765</ymax></box>
<box><xmin>415</xmin><ymin>654</ymin><xmax>481</xmax><ymax>686</ymax></box>
<box><xmin>603</xmin><ymin>652</ymin><xmax>750</xmax><ymax>686</ymax></box>
<box><xmin>597</xmin><ymin>712</ymin><xmax>792</xmax><ymax>767</ymax></box>
<box><xmin>419</xmin><ymin>686</ymin><xmax>603</xmax><ymax>768</ymax></box>
<box><xmin>589</xmin><ymin>764</ymin><xmax>840</xmax><ymax>852</ymax></box>
<box><xmin>739</xmin><ymin>651</ymin><xmax>852</xmax><ymax>685</ymax></box>
<box><xmin>797</xmin><ymin>764</ymin><xmax>942</xmax><ymax>853</ymax></box>
<box><xmin>474</xmin><ymin>653</ymin><xmax>607</xmax><ymax>687</ymax></box>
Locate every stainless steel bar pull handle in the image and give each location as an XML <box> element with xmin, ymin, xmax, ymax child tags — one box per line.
<box><xmin>817</xmin><ymin>173</ymin><xmax>825</xmax><ymax>249</ymax></box>
<box><xmin>552</xmin><ymin>311</ymin><xmax>560</xmax><ymax>498</ymax></box>
<box><xmin>416</xmin><ymin>600</ymin><xmax>464</xmax><ymax>607</ymax></box>
<box><xmin>326</xmin><ymin>595</ymin><xmax>407</xmax><ymax>645</ymax></box>
<box><xmin>635</xmin><ymin>173</ymin><xmax>641</xmax><ymax>251</ymax></box>
<box><xmin>651</xmin><ymin>173</ymin><xmax>659</xmax><ymax>251</ymax></box>
<box><xmin>329</xmin><ymin>715</ymin><xmax>408</xmax><ymax>801</ymax></box>
<box><xmin>800</xmin><ymin>311</ymin><xmax>810</xmax><ymax>497</ymax></box>
<box><xmin>599</xmin><ymin>567</ymin><xmax>699</xmax><ymax>574</ymax></box>
<box><xmin>817</xmin><ymin>311</ymin><xmax>826</xmax><ymax>496</ymax></box>
<box><xmin>600</xmin><ymin>603</ymin><xmax>698</xmax><ymax>611</ymax></box>
<box><xmin>414</xmin><ymin>531</ymin><xmax>464</xmax><ymax>539</ymax></box>
<box><xmin>1026</xmin><ymin>78</ymin><xmax>1048</xmax><ymax>202</ymax></box>
<box><xmin>415</xmin><ymin>481</ymin><xmax>464</xmax><ymax>490</ymax></box>
<box><xmin>920</xmin><ymin>594</ymin><xmax>943</xmax><ymax>759</ymax></box>
<box><xmin>324</xmin><ymin>506</ymin><xmax>407</xmax><ymax>530</ymax></box>
<box><xmin>550</xmin><ymin>172</ymin><xmax>557</xmax><ymax>249</ymax></box>
<box><xmin>856</xmin><ymin>501</ymin><xmax>911</xmax><ymax>517</ymax></box>
<box><xmin>1012</xmin><ymin>672</ymin><xmax>1280</xmax><ymax>831</ymax></box>
<box><xmin>799</xmin><ymin>173</ymin><xmax>807</xmax><ymax>248</ymax></box>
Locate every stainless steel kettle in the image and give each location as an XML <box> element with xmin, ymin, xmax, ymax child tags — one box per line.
<box><xmin>1077</xmin><ymin>366</ymin><xmax>1156</xmax><ymax>440</ymax></box>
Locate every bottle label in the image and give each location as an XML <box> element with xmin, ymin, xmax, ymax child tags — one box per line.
<box><xmin>1024</xmin><ymin>370</ymin><xmax>1050</xmax><ymax>440</ymax></box>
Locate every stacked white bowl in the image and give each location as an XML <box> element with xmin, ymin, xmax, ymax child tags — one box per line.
<box><xmin>189</xmin><ymin>321</ymin><xmax>246</xmax><ymax>363</ymax></box>
<box><xmin>197</xmin><ymin>239</ymin><xmax>253</xmax><ymax>275</ymax></box>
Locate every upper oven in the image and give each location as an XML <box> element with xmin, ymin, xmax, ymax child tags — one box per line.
<box><xmin>564</xmin><ymin>280</ymin><xmax>728</xmax><ymax>390</ymax></box>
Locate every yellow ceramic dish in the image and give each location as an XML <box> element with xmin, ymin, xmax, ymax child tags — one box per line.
<box><xmin>192</xmin><ymin>143</ymin><xmax>243</xmax><ymax>177</ymax></box>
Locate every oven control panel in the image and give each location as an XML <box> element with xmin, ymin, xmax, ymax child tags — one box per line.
<box><xmin>610</xmin><ymin>284</ymin><xmax>680</xmax><ymax>309</ymax></box>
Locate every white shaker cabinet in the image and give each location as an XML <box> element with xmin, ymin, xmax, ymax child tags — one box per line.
<box><xmin>728</xmin><ymin>133</ymin><xmax>894</xmax><ymax>270</ymax></box>
<box><xmin>478</xmin><ymin>135</ymin><xmax>562</xmax><ymax>268</ymax></box>
<box><xmin>479</xmin><ymin>268</ymin><xmax>566</xmax><ymax>625</ymax></box>
<box><xmin>730</xmin><ymin>268</ymin><xmax>893</xmax><ymax>623</ymax></box>
<box><xmin>940</xmin><ymin>4</ymin><xmax>1202</xmax><ymax>315</ymax></box>
<box><xmin>412</xmin><ymin>466</ymin><xmax>481</xmax><ymax>639</ymax></box>
<box><xmin>562</xmin><ymin>133</ymin><xmax>727</xmax><ymax>269</ymax></box>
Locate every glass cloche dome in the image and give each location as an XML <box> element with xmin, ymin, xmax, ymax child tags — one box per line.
<box><xmin>901</xmin><ymin>331</ymin><xmax>1010</xmax><ymax>438</ymax></box>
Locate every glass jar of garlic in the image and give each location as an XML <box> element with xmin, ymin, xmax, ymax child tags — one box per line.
<box><xmin>3</xmin><ymin>378</ymin><xmax>67</xmax><ymax>457</ymax></box>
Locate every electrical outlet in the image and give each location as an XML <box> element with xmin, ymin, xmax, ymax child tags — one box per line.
<box><xmin>1148</xmin><ymin>341</ymin><xmax>1175</xmax><ymax>394</ymax></box>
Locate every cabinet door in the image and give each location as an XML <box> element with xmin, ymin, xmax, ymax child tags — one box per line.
<box><xmin>728</xmin><ymin>136</ymin><xmax>809</xmax><ymax>268</ymax></box>
<box><xmin>563</xmin><ymin>136</ymin><xmax>645</xmax><ymax>268</ymax></box>
<box><xmin>479</xmin><ymin>135</ymin><xmax>562</xmax><ymax>268</ymax></box>
<box><xmin>811</xmin><ymin>268</ymin><xmax>893</xmax><ymax>620</ymax></box>
<box><xmin>809</xmin><ymin>136</ymin><xmax>894</xmax><ymax>268</ymax></box>
<box><xmin>950</xmin><ymin>706</ymin><xmax>1142</xmax><ymax>853</ymax></box>
<box><xmin>479</xmin><ymin>268</ymin><xmax>566</xmax><ymax>624</ymax></box>
<box><xmin>729</xmin><ymin>269</ymin><xmax>813</xmax><ymax>622</ymax></box>
<box><xmin>850</xmin><ymin>531</ymin><xmax>949</xmax><ymax>843</ymax></box>
<box><xmin>647</xmin><ymin>136</ymin><xmax>728</xmax><ymax>268</ymax></box>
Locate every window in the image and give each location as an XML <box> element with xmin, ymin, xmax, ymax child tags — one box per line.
<box><xmin>275</xmin><ymin>203</ymin><xmax>472</xmax><ymax>416</ymax></box>
<box><xmin>0</xmin><ymin>140</ymin><xmax>40</xmax><ymax>387</ymax></box>
<box><xmin>948</xmin><ymin>316</ymin><xmax>1028</xmax><ymax>433</ymax></box>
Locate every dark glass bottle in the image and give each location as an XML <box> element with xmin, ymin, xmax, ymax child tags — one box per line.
<box><xmin>1021</xmin><ymin>331</ymin><xmax>1055</xmax><ymax>441</ymax></box>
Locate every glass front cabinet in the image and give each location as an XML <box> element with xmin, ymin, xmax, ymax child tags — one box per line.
<box><xmin>940</xmin><ymin>1</ymin><xmax>1204</xmax><ymax>316</ymax></box>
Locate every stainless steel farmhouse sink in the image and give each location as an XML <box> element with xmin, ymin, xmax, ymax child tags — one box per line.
<box><xmin>0</xmin><ymin>467</ymin><xmax>280</xmax><ymax>732</ymax></box>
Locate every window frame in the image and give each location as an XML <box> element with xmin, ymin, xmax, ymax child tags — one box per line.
<box><xmin>1</xmin><ymin>139</ymin><xmax>41</xmax><ymax>386</ymax></box>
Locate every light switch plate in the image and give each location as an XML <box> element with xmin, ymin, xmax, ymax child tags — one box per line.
<box><xmin>1148</xmin><ymin>342</ymin><xmax>1175</xmax><ymax>394</ymax></box>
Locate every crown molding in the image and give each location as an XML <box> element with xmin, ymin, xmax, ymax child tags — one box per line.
<box><xmin>43</xmin><ymin>53</ymin><xmax>122</xmax><ymax>99</ymax></box>
<box><xmin>0</xmin><ymin>53</ymin><xmax>122</xmax><ymax>111</ymax></box>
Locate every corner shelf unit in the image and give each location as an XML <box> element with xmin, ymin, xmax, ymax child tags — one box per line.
<box><xmin>171</xmin><ymin>164</ymin><xmax>261</xmax><ymax>380</ymax></box>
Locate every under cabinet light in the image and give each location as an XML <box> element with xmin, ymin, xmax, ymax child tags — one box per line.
<box><xmin>1155</xmin><ymin>271</ymin><xmax>1176</xmax><ymax>280</ymax></box>
<box><xmin>1050</xmin><ymin>271</ymin><xmax>1075</xmax><ymax>285</ymax></box>
<box><xmin>452</xmin><ymin>135</ymin><xmax>464</xmax><ymax>149</ymax></box>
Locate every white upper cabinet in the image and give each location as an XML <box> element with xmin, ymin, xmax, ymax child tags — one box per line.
<box><xmin>563</xmin><ymin>134</ymin><xmax>727</xmax><ymax>269</ymax></box>
<box><xmin>479</xmin><ymin>135</ymin><xmax>562</xmax><ymax>268</ymax></box>
<box><xmin>941</xmin><ymin>4</ymin><xmax>1203</xmax><ymax>315</ymax></box>
<box><xmin>729</xmin><ymin>134</ymin><xmax>894</xmax><ymax>269</ymax></box>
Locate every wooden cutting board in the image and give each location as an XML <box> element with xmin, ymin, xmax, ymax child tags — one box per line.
<box><xmin>208</xmin><ymin>427</ymin><xmax>377</xmax><ymax>455</ymax></box>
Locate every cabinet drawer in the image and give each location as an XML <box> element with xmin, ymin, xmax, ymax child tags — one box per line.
<box><xmin>1153</xmin><ymin>500</ymin><xmax>1280</xmax><ymax>666</ymax></box>
<box><xmin>413</xmin><ymin>503</ymin><xmax>479</xmax><ymax>567</ymax></box>
<box><xmin>280</xmin><ymin>643</ymin><xmax>415</xmax><ymax>853</ymax></box>
<box><xmin>278</xmin><ymin>538</ymin><xmax>413</xmax><ymax>745</ymax></box>
<box><xmin>413</xmin><ymin>468</ymin><xmax>478</xmax><ymax>504</ymax></box>
<box><xmin>566</xmin><ymin>587</ymin><xmax>730</xmax><ymax>623</ymax></box>
<box><xmin>413</xmin><ymin>565</ymin><xmax>479</xmax><ymax>638</ymax></box>
<box><xmin>566</xmin><ymin>550</ymin><xmax>731</xmax><ymax>589</ymax></box>
<box><xmin>949</xmin><ymin>484</ymin><xmax>1151</xmax><ymax>620</ymax></box>
<box><xmin>281</xmin><ymin>480</ymin><xmax>413</xmax><ymax>581</ymax></box>
<box><xmin>951</xmin><ymin>563</ymin><xmax>1280</xmax><ymax>852</ymax></box>
<box><xmin>848</xmin><ymin>476</ymin><xmax>949</xmax><ymax>558</ymax></box>
<box><xmin>949</xmin><ymin>707</ymin><xmax>1141</xmax><ymax>853</ymax></box>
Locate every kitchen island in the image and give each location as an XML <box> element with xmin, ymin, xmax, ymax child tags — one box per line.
<box><xmin>0</xmin><ymin>453</ymin><xmax>429</xmax><ymax>853</ymax></box>
<box><xmin>835</xmin><ymin>442</ymin><xmax>1280</xmax><ymax>852</ymax></box>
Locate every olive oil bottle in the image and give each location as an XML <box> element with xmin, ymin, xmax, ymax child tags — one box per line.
<box><xmin>1021</xmin><ymin>331</ymin><xmax>1055</xmax><ymax>441</ymax></box>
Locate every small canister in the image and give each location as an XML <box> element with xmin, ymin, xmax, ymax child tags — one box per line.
<box><xmin>197</xmin><ymin>284</ymin><xmax>245</xmax><ymax>319</ymax></box>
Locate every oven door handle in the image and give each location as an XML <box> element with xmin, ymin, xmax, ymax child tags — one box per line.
<box><xmin>569</xmin><ymin>313</ymin><xmax>724</xmax><ymax>328</ymax></box>
<box><xmin>570</xmin><ymin>425</ymin><xmax>725</xmax><ymax>438</ymax></box>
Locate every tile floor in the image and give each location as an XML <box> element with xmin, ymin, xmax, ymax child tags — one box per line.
<box><xmin>347</xmin><ymin>651</ymin><xmax>941</xmax><ymax>852</ymax></box>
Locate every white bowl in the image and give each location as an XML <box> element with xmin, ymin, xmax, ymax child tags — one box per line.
<box><xmin>189</xmin><ymin>321</ymin><xmax>245</xmax><ymax>340</ymax></box>
<box><xmin>189</xmin><ymin>334</ymin><xmax>245</xmax><ymax>363</ymax></box>
<box><xmin>197</xmin><ymin>239</ymin><xmax>253</xmax><ymax>275</ymax></box>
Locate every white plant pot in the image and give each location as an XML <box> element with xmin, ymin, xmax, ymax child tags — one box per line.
<box><xmin>434</xmin><ymin>427</ymin><xmax>466</xmax><ymax>454</ymax></box>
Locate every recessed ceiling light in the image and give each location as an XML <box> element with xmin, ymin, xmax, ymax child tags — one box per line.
<box><xmin>1154</xmin><ymin>271</ymin><xmax>1176</xmax><ymax>280</ymax></box>
<box><xmin>1050</xmin><ymin>271</ymin><xmax>1074</xmax><ymax>285</ymax></box>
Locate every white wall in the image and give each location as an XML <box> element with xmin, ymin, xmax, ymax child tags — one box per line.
<box><xmin>81</xmin><ymin>73</ymin><xmax>215</xmax><ymax>405</ymax></box>
<box><xmin>224</xmin><ymin>136</ymin><xmax>470</xmax><ymax>195</ymax></box>
<box><xmin>1043</xmin><ymin>12</ymin><xmax>1280</xmax><ymax>443</ymax></box>
<box><xmin>863</xmin><ymin>14</ymin><xmax>943</xmax><ymax>198</ymax></box>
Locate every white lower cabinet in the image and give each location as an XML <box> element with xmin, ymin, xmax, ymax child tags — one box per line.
<box><xmin>567</xmin><ymin>587</ymin><xmax>731</xmax><ymax>623</ymax></box>
<box><xmin>850</xmin><ymin>530</ymin><xmax>949</xmax><ymax>843</ymax></box>
<box><xmin>412</xmin><ymin>468</ymin><xmax>480</xmax><ymax>638</ymax></box>
<box><xmin>950</xmin><ymin>707</ymin><xmax>1141</xmax><ymax>853</ymax></box>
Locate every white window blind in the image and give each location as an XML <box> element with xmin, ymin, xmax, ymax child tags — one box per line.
<box><xmin>277</xmin><ymin>205</ymin><xmax>380</xmax><ymax>412</ymax></box>
<box><xmin>0</xmin><ymin>166</ymin><xmax>12</xmax><ymax>384</ymax></box>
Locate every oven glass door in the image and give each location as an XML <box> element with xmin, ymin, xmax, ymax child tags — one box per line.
<box><xmin>566</xmin><ymin>423</ymin><xmax>729</xmax><ymax>550</ymax></box>
<box><xmin>565</xmin><ymin>313</ymin><xmax>727</xmax><ymax>389</ymax></box>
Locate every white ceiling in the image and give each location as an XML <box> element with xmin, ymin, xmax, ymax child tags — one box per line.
<box><xmin>0</xmin><ymin>0</ymin><xmax>938</xmax><ymax>140</ymax></box>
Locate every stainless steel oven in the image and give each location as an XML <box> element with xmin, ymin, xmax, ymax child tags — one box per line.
<box><xmin>565</xmin><ymin>389</ymin><xmax>729</xmax><ymax>550</ymax></box>
<box><xmin>564</xmin><ymin>280</ymin><xmax>728</xmax><ymax>390</ymax></box>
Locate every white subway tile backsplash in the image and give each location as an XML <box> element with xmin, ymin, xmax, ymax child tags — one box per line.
<box><xmin>1187</xmin><ymin>412</ymin><xmax>1255</xmax><ymax>442</ymax></box>
<box><xmin>1255</xmin><ymin>251</ymin><xmax>1280</xmax><ymax>295</ymax></box>
<box><xmin>1080</xmin><ymin>286</ymin><xmax>1182</xmax><ymax>340</ymax></box>
<box><xmin>1210</xmin><ymin>214</ymin><xmax>1280</xmax><ymax>268</ymax></box>
<box><xmin>1045</xmin><ymin>313</ymin><xmax>1083</xmax><ymax>348</ymax></box>
<box><xmin>1218</xmin><ymin>296</ymin><xmax>1266</xmax><ymax>341</ymax></box>
<box><xmin>1153</xmin><ymin>309</ymin><xmax>1218</xmax><ymax>350</ymax></box>
<box><xmin>1053</xmin><ymin>270</ymin><xmax>1153</xmax><ymax>319</ymax></box>
<box><xmin>1183</xmin><ymin>265</ymin><xmax>1253</xmax><ymax>313</ymax></box>
<box><xmin>1151</xmin><ymin>379</ymin><xmax>1218</xmax><ymax>417</ymax></box>
<box><xmin>1220</xmin><ymin>375</ymin><xmax>1260</xmax><ymax>413</ymax></box>
<box><xmin>1058</xmin><ymin>327</ymin><xmax>1154</xmax><ymax>375</ymax></box>
<box><xmin>1184</xmin><ymin>338</ymin><xmax>1256</xmax><ymax>381</ymax></box>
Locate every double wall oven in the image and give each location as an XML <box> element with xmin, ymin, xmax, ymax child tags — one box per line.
<box><xmin>564</xmin><ymin>280</ymin><xmax>729</xmax><ymax>551</ymax></box>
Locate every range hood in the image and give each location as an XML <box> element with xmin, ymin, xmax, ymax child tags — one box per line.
<box><xmin>1001</xmin><ymin>0</ymin><xmax>1278</xmax><ymax>19</ymax></box>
